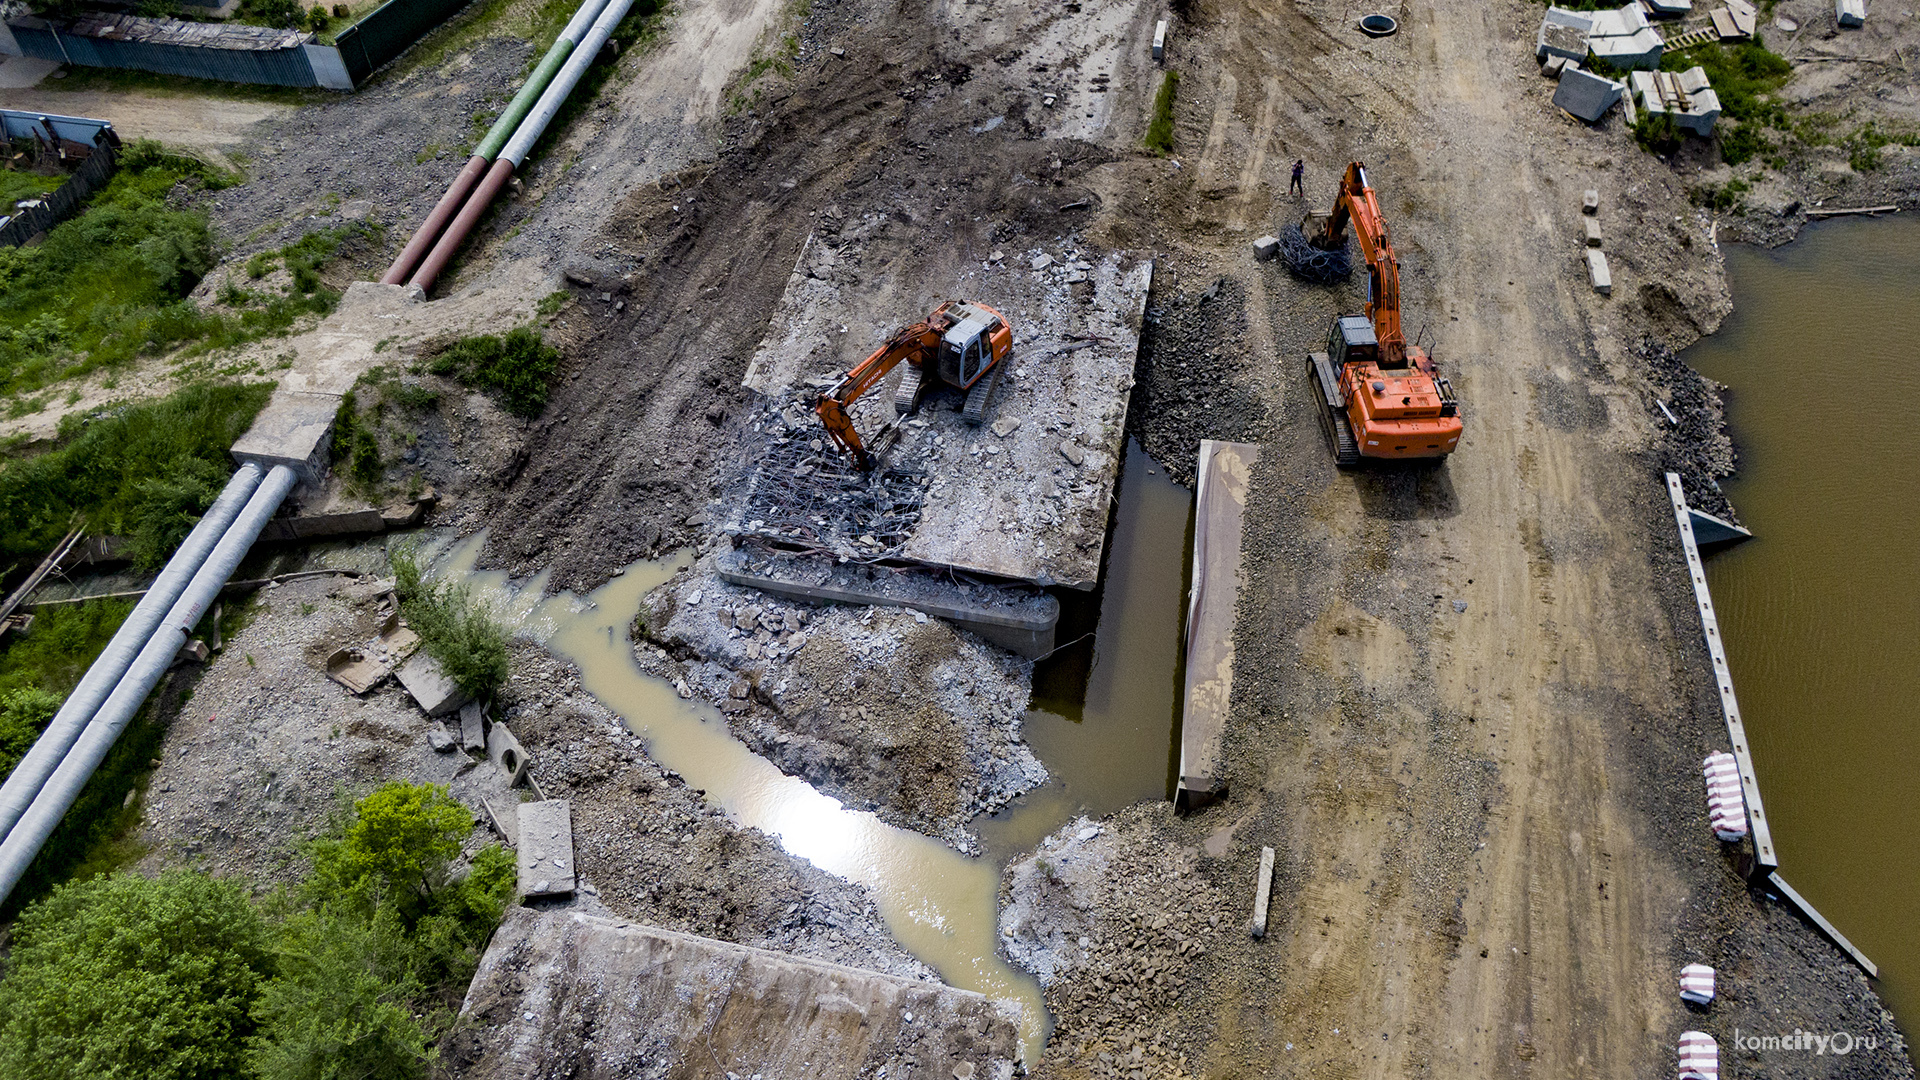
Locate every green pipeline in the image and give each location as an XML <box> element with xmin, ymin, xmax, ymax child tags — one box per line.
<box><xmin>475</xmin><ymin>41</ymin><xmax>575</xmax><ymax>161</ymax></box>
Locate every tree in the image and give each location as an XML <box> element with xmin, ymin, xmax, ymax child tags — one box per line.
<box><xmin>0</xmin><ymin>869</ymin><xmax>274</xmax><ymax>1080</ymax></box>
<box><xmin>306</xmin><ymin>781</ymin><xmax>472</xmax><ymax>914</ymax></box>
<box><xmin>248</xmin><ymin>908</ymin><xmax>432</xmax><ymax>1080</ymax></box>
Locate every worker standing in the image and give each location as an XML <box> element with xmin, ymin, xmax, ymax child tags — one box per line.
<box><xmin>1289</xmin><ymin>159</ymin><xmax>1305</xmax><ymax>197</ymax></box>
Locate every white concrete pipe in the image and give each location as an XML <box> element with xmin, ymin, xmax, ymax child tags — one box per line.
<box><xmin>0</xmin><ymin>463</ymin><xmax>297</xmax><ymax>906</ymax></box>
<box><xmin>0</xmin><ymin>461</ymin><xmax>266</xmax><ymax>842</ymax></box>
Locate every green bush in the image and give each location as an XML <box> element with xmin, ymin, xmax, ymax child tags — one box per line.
<box><xmin>428</xmin><ymin>326</ymin><xmax>560</xmax><ymax>419</ymax></box>
<box><xmin>390</xmin><ymin>548</ymin><xmax>508</xmax><ymax>700</ymax></box>
<box><xmin>0</xmin><ymin>869</ymin><xmax>276</xmax><ymax>1080</ymax></box>
<box><xmin>332</xmin><ymin>389</ymin><xmax>382</xmax><ymax>487</ymax></box>
<box><xmin>0</xmin><ymin>687</ymin><xmax>62</xmax><ymax>780</ymax></box>
<box><xmin>1632</xmin><ymin>111</ymin><xmax>1682</xmax><ymax>156</ymax></box>
<box><xmin>0</xmin><ymin>143</ymin><xmax>231</xmax><ymax>394</ymax></box>
<box><xmin>1718</xmin><ymin>122</ymin><xmax>1771</xmax><ymax>165</ymax></box>
<box><xmin>1144</xmin><ymin>70</ymin><xmax>1179</xmax><ymax>156</ymax></box>
<box><xmin>249</xmin><ymin>908</ymin><xmax>434</xmax><ymax>1080</ymax></box>
<box><xmin>0</xmin><ymin>380</ymin><xmax>271</xmax><ymax>562</ymax></box>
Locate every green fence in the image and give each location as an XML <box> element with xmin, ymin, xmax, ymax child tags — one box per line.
<box><xmin>332</xmin><ymin>0</ymin><xmax>475</xmax><ymax>85</ymax></box>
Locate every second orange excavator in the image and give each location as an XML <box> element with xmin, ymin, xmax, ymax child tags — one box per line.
<box><xmin>1305</xmin><ymin>162</ymin><xmax>1461</xmax><ymax>465</ymax></box>
<box><xmin>815</xmin><ymin>301</ymin><xmax>1014</xmax><ymax>471</ymax></box>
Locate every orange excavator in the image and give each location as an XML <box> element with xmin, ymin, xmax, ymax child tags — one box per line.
<box><xmin>1305</xmin><ymin>162</ymin><xmax>1461</xmax><ymax>465</ymax></box>
<box><xmin>815</xmin><ymin>301</ymin><xmax>1014</xmax><ymax>471</ymax></box>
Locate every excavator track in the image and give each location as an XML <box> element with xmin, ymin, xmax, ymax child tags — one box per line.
<box><xmin>892</xmin><ymin>365</ymin><xmax>924</xmax><ymax>416</ymax></box>
<box><xmin>960</xmin><ymin>364</ymin><xmax>1000</xmax><ymax>426</ymax></box>
<box><xmin>1308</xmin><ymin>353</ymin><xmax>1361</xmax><ymax>467</ymax></box>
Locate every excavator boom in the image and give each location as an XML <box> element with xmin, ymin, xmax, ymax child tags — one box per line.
<box><xmin>1317</xmin><ymin>162</ymin><xmax>1407</xmax><ymax>369</ymax></box>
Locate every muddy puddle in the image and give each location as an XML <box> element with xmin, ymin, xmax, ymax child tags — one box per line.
<box><xmin>428</xmin><ymin>437</ymin><xmax>1194</xmax><ymax>1061</ymax></box>
<box><xmin>1686</xmin><ymin>215</ymin><xmax>1920</xmax><ymax>1029</ymax></box>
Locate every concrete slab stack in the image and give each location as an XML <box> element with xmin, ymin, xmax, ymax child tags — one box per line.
<box><xmin>1629</xmin><ymin>66</ymin><xmax>1721</xmax><ymax>134</ymax></box>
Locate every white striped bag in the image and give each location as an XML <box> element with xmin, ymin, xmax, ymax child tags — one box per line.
<box><xmin>1703</xmin><ymin>752</ymin><xmax>1748</xmax><ymax>841</ymax></box>
<box><xmin>1679</xmin><ymin>1030</ymin><xmax>1719</xmax><ymax>1080</ymax></box>
<box><xmin>1679</xmin><ymin>962</ymin><xmax>1715</xmax><ymax>1004</ymax></box>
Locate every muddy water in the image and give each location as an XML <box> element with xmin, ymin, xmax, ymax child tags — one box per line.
<box><xmin>431</xmin><ymin>439</ymin><xmax>1195</xmax><ymax>1061</ymax></box>
<box><xmin>1685</xmin><ymin>215</ymin><xmax>1920</xmax><ymax>1030</ymax></box>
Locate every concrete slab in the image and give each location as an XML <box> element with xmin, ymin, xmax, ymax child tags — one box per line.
<box><xmin>715</xmin><ymin>545</ymin><xmax>1060</xmax><ymax>658</ymax></box>
<box><xmin>230</xmin><ymin>389</ymin><xmax>337</xmax><ymax>487</ymax></box>
<box><xmin>1555</xmin><ymin>66</ymin><xmax>1627</xmax><ymax>122</ymax></box>
<box><xmin>1152</xmin><ymin>18</ymin><xmax>1167</xmax><ymax>62</ymax></box>
<box><xmin>396</xmin><ymin>652</ymin><xmax>470</xmax><ymax>717</ymax></box>
<box><xmin>1252</xmin><ymin>235</ymin><xmax>1280</xmax><ymax>261</ymax></box>
<box><xmin>1687</xmin><ymin>506</ymin><xmax>1753</xmax><ymax>546</ymax></box>
<box><xmin>459</xmin><ymin>701</ymin><xmax>487</xmax><ymax>751</ymax></box>
<box><xmin>1249</xmin><ymin>845</ymin><xmax>1275</xmax><ymax>939</ymax></box>
<box><xmin>1836</xmin><ymin>0</ymin><xmax>1864</xmax><ymax>27</ymax></box>
<box><xmin>1586</xmin><ymin>248</ymin><xmax>1613</xmax><ymax>295</ymax></box>
<box><xmin>732</xmin><ymin>244</ymin><xmax>1153</xmax><ymax>591</ymax></box>
<box><xmin>1175</xmin><ymin>440</ymin><xmax>1259</xmax><ymax>813</ymax></box>
<box><xmin>1645</xmin><ymin>0</ymin><xmax>1691</xmax><ymax>14</ymax></box>
<box><xmin>1584</xmin><ymin>216</ymin><xmax>1604</xmax><ymax>247</ymax></box>
<box><xmin>458</xmin><ymin>908</ymin><xmax>1021</xmax><ymax>1080</ymax></box>
<box><xmin>515</xmin><ymin>799</ymin><xmax>574</xmax><ymax>897</ymax></box>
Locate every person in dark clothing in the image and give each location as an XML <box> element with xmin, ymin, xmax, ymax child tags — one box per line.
<box><xmin>1289</xmin><ymin>159</ymin><xmax>1305</xmax><ymax>196</ymax></box>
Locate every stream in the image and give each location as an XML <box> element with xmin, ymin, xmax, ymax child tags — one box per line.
<box><xmin>431</xmin><ymin>437</ymin><xmax>1194</xmax><ymax>1061</ymax></box>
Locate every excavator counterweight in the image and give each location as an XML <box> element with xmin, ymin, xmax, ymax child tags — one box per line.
<box><xmin>1303</xmin><ymin>162</ymin><xmax>1462</xmax><ymax>465</ymax></box>
<box><xmin>815</xmin><ymin>301</ymin><xmax>1014</xmax><ymax>471</ymax></box>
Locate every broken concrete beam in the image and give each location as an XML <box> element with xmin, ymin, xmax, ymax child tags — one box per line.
<box><xmin>459</xmin><ymin>701</ymin><xmax>487</xmax><ymax>752</ymax></box>
<box><xmin>1554</xmin><ymin>67</ymin><xmax>1626</xmax><ymax>123</ymax></box>
<box><xmin>230</xmin><ymin>389</ymin><xmax>338</xmax><ymax>488</ymax></box>
<box><xmin>1252</xmin><ymin>235</ymin><xmax>1281</xmax><ymax>262</ymax></box>
<box><xmin>1584</xmin><ymin>216</ymin><xmax>1604</xmax><ymax>247</ymax></box>
<box><xmin>1583</xmin><ymin>188</ymin><xmax>1601</xmax><ymax>214</ymax></box>
<box><xmin>516</xmin><ymin>799</ymin><xmax>575</xmax><ymax>897</ymax></box>
<box><xmin>487</xmin><ymin>720</ymin><xmax>530</xmax><ymax>786</ymax></box>
<box><xmin>462</xmin><ymin>909</ymin><xmax>1021</xmax><ymax>1078</ymax></box>
<box><xmin>396</xmin><ymin>652</ymin><xmax>470</xmax><ymax>717</ymax></box>
<box><xmin>1153</xmin><ymin>18</ymin><xmax>1167</xmax><ymax>61</ymax></box>
<box><xmin>1175</xmin><ymin>440</ymin><xmax>1260</xmax><ymax>814</ymax></box>
<box><xmin>715</xmin><ymin>547</ymin><xmax>1060</xmax><ymax>658</ymax></box>
<box><xmin>1835</xmin><ymin>0</ymin><xmax>1864</xmax><ymax>27</ymax></box>
<box><xmin>1542</xmin><ymin>53</ymin><xmax>1569</xmax><ymax>78</ymax></box>
<box><xmin>1586</xmin><ymin>248</ymin><xmax>1613</xmax><ymax>295</ymax></box>
<box><xmin>1250</xmin><ymin>845</ymin><xmax>1275</xmax><ymax>939</ymax></box>
<box><xmin>174</xmin><ymin>638</ymin><xmax>211</xmax><ymax>666</ymax></box>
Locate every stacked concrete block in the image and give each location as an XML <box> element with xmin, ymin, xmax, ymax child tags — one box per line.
<box><xmin>1537</xmin><ymin>6</ymin><xmax>1595</xmax><ymax>62</ymax></box>
<box><xmin>1629</xmin><ymin>66</ymin><xmax>1721</xmax><ymax>135</ymax></box>
<box><xmin>1587</xmin><ymin>4</ymin><xmax>1664</xmax><ymax>70</ymax></box>
<box><xmin>1555</xmin><ymin>66</ymin><xmax>1626</xmax><ymax>123</ymax></box>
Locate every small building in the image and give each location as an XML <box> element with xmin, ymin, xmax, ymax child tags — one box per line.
<box><xmin>1587</xmin><ymin>5</ymin><xmax>1665</xmax><ymax>69</ymax></box>
<box><xmin>1629</xmin><ymin>66</ymin><xmax>1722</xmax><ymax>135</ymax></box>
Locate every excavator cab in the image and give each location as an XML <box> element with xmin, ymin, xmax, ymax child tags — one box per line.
<box><xmin>934</xmin><ymin>304</ymin><xmax>1007</xmax><ymax>390</ymax></box>
<box><xmin>1328</xmin><ymin>316</ymin><xmax>1380</xmax><ymax>369</ymax></box>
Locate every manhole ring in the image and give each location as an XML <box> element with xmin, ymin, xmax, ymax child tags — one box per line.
<box><xmin>1359</xmin><ymin>13</ymin><xmax>1398</xmax><ymax>36</ymax></box>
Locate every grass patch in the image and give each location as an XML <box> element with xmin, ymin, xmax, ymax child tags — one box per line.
<box><xmin>1144</xmin><ymin>70</ymin><xmax>1179</xmax><ymax>156</ymax></box>
<box><xmin>391</xmin><ymin>547</ymin><xmax>508</xmax><ymax>701</ymax></box>
<box><xmin>0</xmin><ymin>379</ymin><xmax>271</xmax><ymax>564</ymax></box>
<box><xmin>0</xmin><ymin>172</ymin><xmax>62</xmax><ymax>208</ymax></box>
<box><xmin>425</xmin><ymin>325</ymin><xmax>560</xmax><ymax>418</ymax></box>
<box><xmin>332</xmin><ymin>387</ymin><xmax>384</xmax><ymax>488</ymax></box>
<box><xmin>1690</xmin><ymin>177</ymin><xmax>1751</xmax><ymax>212</ymax></box>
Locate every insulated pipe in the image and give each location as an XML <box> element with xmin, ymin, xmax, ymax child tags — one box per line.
<box><xmin>0</xmin><ymin>464</ymin><xmax>298</xmax><ymax>907</ymax></box>
<box><xmin>408</xmin><ymin>0</ymin><xmax>637</xmax><ymax>294</ymax></box>
<box><xmin>0</xmin><ymin>462</ymin><xmax>265</xmax><ymax>843</ymax></box>
<box><xmin>379</xmin><ymin>0</ymin><xmax>615</xmax><ymax>285</ymax></box>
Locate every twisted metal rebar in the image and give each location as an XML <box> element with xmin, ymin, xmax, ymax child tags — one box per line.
<box><xmin>1280</xmin><ymin>223</ymin><xmax>1351</xmax><ymax>285</ymax></box>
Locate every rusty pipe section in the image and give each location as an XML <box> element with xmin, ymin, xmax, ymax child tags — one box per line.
<box><xmin>379</xmin><ymin>0</ymin><xmax>614</xmax><ymax>285</ymax></box>
<box><xmin>408</xmin><ymin>0</ymin><xmax>637</xmax><ymax>295</ymax></box>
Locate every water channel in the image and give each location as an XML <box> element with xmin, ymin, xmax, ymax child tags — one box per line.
<box><xmin>1684</xmin><ymin>214</ymin><xmax>1920</xmax><ymax>1032</ymax></box>
<box><xmin>436</xmin><ymin>437</ymin><xmax>1194</xmax><ymax>1061</ymax></box>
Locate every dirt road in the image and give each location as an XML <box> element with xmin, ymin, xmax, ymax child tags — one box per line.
<box><xmin>0</xmin><ymin>87</ymin><xmax>285</xmax><ymax>162</ymax></box>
